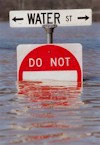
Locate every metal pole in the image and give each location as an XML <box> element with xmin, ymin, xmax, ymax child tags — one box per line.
<box><xmin>43</xmin><ymin>24</ymin><xmax>57</xmax><ymax>44</ymax></box>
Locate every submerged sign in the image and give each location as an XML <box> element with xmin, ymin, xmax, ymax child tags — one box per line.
<box><xmin>17</xmin><ymin>44</ymin><xmax>82</xmax><ymax>86</ymax></box>
<box><xmin>10</xmin><ymin>9</ymin><xmax>92</xmax><ymax>27</ymax></box>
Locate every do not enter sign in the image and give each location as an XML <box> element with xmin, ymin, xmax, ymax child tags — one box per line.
<box><xmin>17</xmin><ymin>44</ymin><xmax>82</xmax><ymax>85</ymax></box>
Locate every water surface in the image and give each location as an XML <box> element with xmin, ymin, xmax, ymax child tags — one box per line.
<box><xmin>0</xmin><ymin>22</ymin><xmax>100</xmax><ymax>145</ymax></box>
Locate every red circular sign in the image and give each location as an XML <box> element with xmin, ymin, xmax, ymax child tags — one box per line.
<box><xmin>19</xmin><ymin>44</ymin><xmax>82</xmax><ymax>84</ymax></box>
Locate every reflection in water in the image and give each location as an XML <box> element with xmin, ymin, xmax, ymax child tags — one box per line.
<box><xmin>17</xmin><ymin>81</ymin><xmax>82</xmax><ymax>108</ymax></box>
<box><xmin>0</xmin><ymin>23</ymin><xmax>100</xmax><ymax>145</ymax></box>
<box><xmin>8</xmin><ymin>81</ymin><xmax>83</xmax><ymax>144</ymax></box>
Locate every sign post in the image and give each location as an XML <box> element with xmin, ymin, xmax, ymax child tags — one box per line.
<box><xmin>43</xmin><ymin>24</ymin><xmax>57</xmax><ymax>43</ymax></box>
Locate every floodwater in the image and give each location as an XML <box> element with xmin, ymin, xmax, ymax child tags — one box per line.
<box><xmin>0</xmin><ymin>22</ymin><xmax>100</xmax><ymax>145</ymax></box>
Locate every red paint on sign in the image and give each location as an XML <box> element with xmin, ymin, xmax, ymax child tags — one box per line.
<box><xmin>18</xmin><ymin>44</ymin><xmax>82</xmax><ymax>84</ymax></box>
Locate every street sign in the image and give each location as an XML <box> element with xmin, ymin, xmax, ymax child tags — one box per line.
<box><xmin>17</xmin><ymin>44</ymin><xmax>82</xmax><ymax>86</ymax></box>
<box><xmin>10</xmin><ymin>9</ymin><xmax>92</xmax><ymax>27</ymax></box>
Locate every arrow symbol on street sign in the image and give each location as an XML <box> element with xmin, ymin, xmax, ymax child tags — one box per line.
<box><xmin>78</xmin><ymin>15</ymin><xmax>89</xmax><ymax>21</ymax></box>
<box><xmin>12</xmin><ymin>17</ymin><xmax>24</xmax><ymax>22</ymax></box>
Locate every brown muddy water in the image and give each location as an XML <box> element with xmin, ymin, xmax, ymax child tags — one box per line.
<box><xmin>0</xmin><ymin>22</ymin><xmax>100</xmax><ymax>145</ymax></box>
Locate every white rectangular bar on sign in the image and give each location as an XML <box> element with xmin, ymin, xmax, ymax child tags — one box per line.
<box><xmin>23</xmin><ymin>71</ymin><xmax>77</xmax><ymax>81</ymax></box>
<box><xmin>10</xmin><ymin>9</ymin><xmax>92</xmax><ymax>27</ymax></box>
